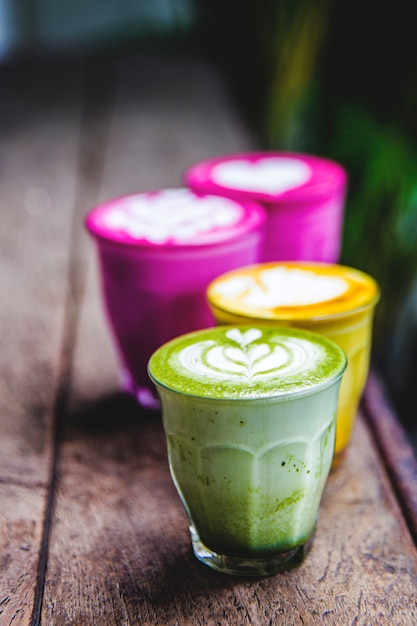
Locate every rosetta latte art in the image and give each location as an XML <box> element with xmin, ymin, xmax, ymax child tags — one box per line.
<box><xmin>178</xmin><ymin>328</ymin><xmax>322</xmax><ymax>383</ymax></box>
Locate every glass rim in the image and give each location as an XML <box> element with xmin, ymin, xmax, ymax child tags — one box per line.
<box><xmin>149</xmin><ymin>367</ymin><xmax>346</xmax><ymax>403</ymax></box>
<box><xmin>208</xmin><ymin>290</ymin><xmax>381</xmax><ymax>324</ymax></box>
<box><xmin>147</xmin><ymin>324</ymin><xmax>347</xmax><ymax>402</ymax></box>
<box><xmin>206</xmin><ymin>261</ymin><xmax>381</xmax><ymax>323</ymax></box>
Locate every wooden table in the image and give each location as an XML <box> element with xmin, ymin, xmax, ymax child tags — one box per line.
<box><xmin>1</xmin><ymin>52</ymin><xmax>417</xmax><ymax>626</ymax></box>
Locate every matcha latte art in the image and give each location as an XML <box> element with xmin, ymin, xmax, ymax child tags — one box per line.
<box><xmin>149</xmin><ymin>326</ymin><xmax>346</xmax><ymax>576</ymax></box>
<box><xmin>149</xmin><ymin>325</ymin><xmax>346</xmax><ymax>399</ymax></box>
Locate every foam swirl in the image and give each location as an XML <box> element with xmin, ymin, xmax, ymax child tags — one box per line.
<box><xmin>102</xmin><ymin>189</ymin><xmax>242</xmax><ymax>243</ymax></box>
<box><xmin>214</xmin><ymin>267</ymin><xmax>348</xmax><ymax>307</ymax></box>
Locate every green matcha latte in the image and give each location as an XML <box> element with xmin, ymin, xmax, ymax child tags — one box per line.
<box><xmin>148</xmin><ymin>325</ymin><xmax>346</xmax><ymax>576</ymax></box>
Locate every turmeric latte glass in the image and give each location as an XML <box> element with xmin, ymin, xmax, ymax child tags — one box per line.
<box><xmin>207</xmin><ymin>262</ymin><xmax>380</xmax><ymax>461</ymax></box>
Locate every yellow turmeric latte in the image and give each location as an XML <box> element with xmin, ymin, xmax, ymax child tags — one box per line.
<box><xmin>207</xmin><ymin>262</ymin><xmax>380</xmax><ymax>459</ymax></box>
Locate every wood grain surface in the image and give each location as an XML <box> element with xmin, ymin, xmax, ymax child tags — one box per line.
<box><xmin>1</xmin><ymin>53</ymin><xmax>416</xmax><ymax>626</ymax></box>
<box><xmin>0</xmin><ymin>60</ymin><xmax>83</xmax><ymax>625</ymax></box>
<box><xmin>363</xmin><ymin>371</ymin><xmax>417</xmax><ymax>547</ymax></box>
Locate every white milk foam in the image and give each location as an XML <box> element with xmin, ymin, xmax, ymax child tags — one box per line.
<box><xmin>178</xmin><ymin>328</ymin><xmax>323</xmax><ymax>384</ymax></box>
<box><xmin>103</xmin><ymin>188</ymin><xmax>242</xmax><ymax>243</ymax></box>
<box><xmin>215</xmin><ymin>267</ymin><xmax>348</xmax><ymax>308</ymax></box>
<box><xmin>211</xmin><ymin>158</ymin><xmax>311</xmax><ymax>194</ymax></box>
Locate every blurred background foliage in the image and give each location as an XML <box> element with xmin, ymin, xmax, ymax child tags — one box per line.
<box><xmin>1</xmin><ymin>0</ymin><xmax>416</xmax><ymax>430</ymax></box>
<box><xmin>196</xmin><ymin>0</ymin><xmax>417</xmax><ymax>431</ymax></box>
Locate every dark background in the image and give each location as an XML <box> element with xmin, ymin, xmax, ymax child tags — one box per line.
<box><xmin>1</xmin><ymin>0</ymin><xmax>416</xmax><ymax>445</ymax></box>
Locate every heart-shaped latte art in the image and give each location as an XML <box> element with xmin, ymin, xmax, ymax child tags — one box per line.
<box><xmin>225</xmin><ymin>328</ymin><xmax>262</xmax><ymax>346</ymax></box>
<box><xmin>211</xmin><ymin>158</ymin><xmax>311</xmax><ymax>194</ymax></box>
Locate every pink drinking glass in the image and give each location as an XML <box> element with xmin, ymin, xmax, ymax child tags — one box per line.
<box><xmin>84</xmin><ymin>187</ymin><xmax>266</xmax><ymax>409</ymax></box>
<box><xmin>184</xmin><ymin>151</ymin><xmax>348</xmax><ymax>263</ymax></box>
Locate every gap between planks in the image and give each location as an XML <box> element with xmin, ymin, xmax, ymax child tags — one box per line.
<box><xmin>30</xmin><ymin>57</ymin><xmax>119</xmax><ymax>626</ymax></box>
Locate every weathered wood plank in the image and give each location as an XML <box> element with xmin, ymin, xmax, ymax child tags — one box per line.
<box><xmin>41</xmin><ymin>55</ymin><xmax>417</xmax><ymax>625</ymax></box>
<box><xmin>42</xmin><ymin>409</ymin><xmax>417</xmax><ymax>625</ymax></box>
<box><xmin>362</xmin><ymin>370</ymin><xmax>417</xmax><ymax>546</ymax></box>
<box><xmin>0</xmin><ymin>61</ymin><xmax>84</xmax><ymax>624</ymax></box>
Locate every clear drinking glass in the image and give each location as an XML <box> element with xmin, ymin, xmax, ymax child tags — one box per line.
<box><xmin>148</xmin><ymin>325</ymin><xmax>347</xmax><ymax>576</ymax></box>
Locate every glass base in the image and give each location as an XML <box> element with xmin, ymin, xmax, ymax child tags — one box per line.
<box><xmin>119</xmin><ymin>369</ymin><xmax>161</xmax><ymax>411</ymax></box>
<box><xmin>190</xmin><ymin>526</ymin><xmax>313</xmax><ymax>577</ymax></box>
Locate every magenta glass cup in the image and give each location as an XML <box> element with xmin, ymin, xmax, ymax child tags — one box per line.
<box><xmin>184</xmin><ymin>151</ymin><xmax>348</xmax><ymax>263</ymax></box>
<box><xmin>84</xmin><ymin>187</ymin><xmax>266</xmax><ymax>409</ymax></box>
